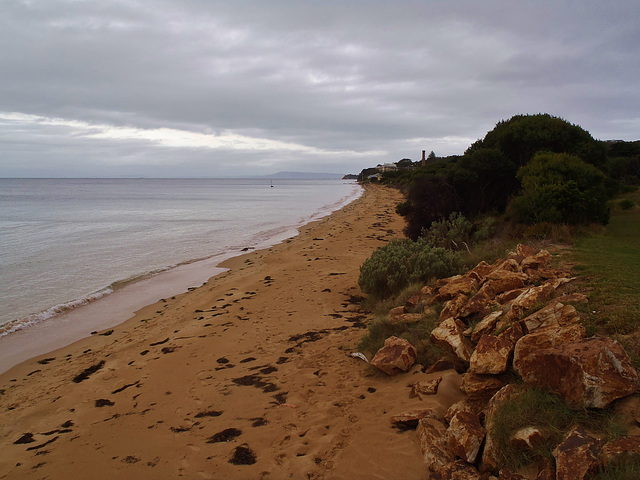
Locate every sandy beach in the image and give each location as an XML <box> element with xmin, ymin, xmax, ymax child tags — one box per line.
<box><xmin>0</xmin><ymin>185</ymin><xmax>463</xmax><ymax>480</ymax></box>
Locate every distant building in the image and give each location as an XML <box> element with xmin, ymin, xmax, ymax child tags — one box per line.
<box><xmin>377</xmin><ymin>163</ymin><xmax>398</xmax><ymax>173</ymax></box>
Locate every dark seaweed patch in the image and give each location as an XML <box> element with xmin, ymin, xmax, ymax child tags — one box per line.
<box><xmin>14</xmin><ymin>433</ymin><xmax>35</xmax><ymax>445</ymax></box>
<box><xmin>72</xmin><ymin>361</ymin><xmax>105</xmax><ymax>383</ymax></box>
<box><xmin>229</xmin><ymin>444</ymin><xmax>256</xmax><ymax>465</ymax></box>
<box><xmin>95</xmin><ymin>399</ymin><xmax>114</xmax><ymax>407</ymax></box>
<box><xmin>194</xmin><ymin>410</ymin><xmax>223</xmax><ymax>418</ymax></box>
<box><xmin>207</xmin><ymin>428</ymin><xmax>242</xmax><ymax>443</ymax></box>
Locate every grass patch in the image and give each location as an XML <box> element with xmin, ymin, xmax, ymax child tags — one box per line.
<box><xmin>594</xmin><ymin>463</ymin><xmax>640</xmax><ymax>480</ymax></box>
<box><xmin>492</xmin><ymin>385</ymin><xmax>626</xmax><ymax>470</ymax></box>
<box><xmin>571</xmin><ymin>189</ymin><xmax>640</xmax><ymax>360</ymax></box>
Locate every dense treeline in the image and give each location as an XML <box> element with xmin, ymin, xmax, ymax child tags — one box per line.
<box><xmin>364</xmin><ymin>114</ymin><xmax>639</xmax><ymax>239</ymax></box>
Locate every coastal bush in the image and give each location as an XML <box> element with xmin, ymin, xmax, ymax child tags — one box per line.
<box><xmin>508</xmin><ymin>152</ymin><xmax>610</xmax><ymax>225</ymax></box>
<box><xmin>358</xmin><ymin>238</ymin><xmax>463</xmax><ymax>299</ymax></box>
<box><xmin>619</xmin><ymin>198</ymin><xmax>635</xmax><ymax>210</ymax></box>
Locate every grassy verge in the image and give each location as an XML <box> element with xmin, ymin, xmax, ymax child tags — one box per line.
<box><xmin>492</xmin><ymin>385</ymin><xmax>626</xmax><ymax>470</ymax></box>
<box><xmin>570</xmin><ymin>188</ymin><xmax>640</xmax><ymax>364</ymax></box>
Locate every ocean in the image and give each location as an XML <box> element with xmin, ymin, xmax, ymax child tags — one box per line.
<box><xmin>0</xmin><ymin>178</ymin><xmax>362</xmax><ymax>372</ymax></box>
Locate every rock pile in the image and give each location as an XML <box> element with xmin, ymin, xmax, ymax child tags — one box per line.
<box><xmin>370</xmin><ymin>245</ymin><xmax>640</xmax><ymax>478</ymax></box>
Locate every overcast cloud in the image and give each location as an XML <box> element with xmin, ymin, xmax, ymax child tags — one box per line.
<box><xmin>1</xmin><ymin>0</ymin><xmax>639</xmax><ymax>177</ymax></box>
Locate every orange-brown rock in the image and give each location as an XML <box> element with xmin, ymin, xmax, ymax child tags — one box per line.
<box><xmin>387</xmin><ymin>305</ymin><xmax>407</xmax><ymax>321</ymax></box>
<box><xmin>405</xmin><ymin>293</ymin><xmax>422</xmax><ymax>310</ymax></box>
<box><xmin>469</xmin><ymin>334</ymin><xmax>513</xmax><ymax>375</ymax></box>
<box><xmin>507</xmin><ymin>283</ymin><xmax>556</xmax><ymax>320</ymax></box>
<box><xmin>470</xmin><ymin>311</ymin><xmax>503</xmax><ymax>343</ymax></box>
<box><xmin>485</xmin><ymin>270</ymin><xmax>527</xmax><ymax>295</ymax></box>
<box><xmin>447</xmin><ymin>411</ymin><xmax>485</xmax><ymax>463</ymax></box>
<box><xmin>497</xmin><ymin>321</ymin><xmax>525</xmax><ymax>346</ymax></box>
<box><xmin>553</xmin><ymin>426</ymin><xmax>603</xmax><ymax>480</ymax></box>
<box><xmin>515</xmin><ymin>336</ymin><xmax>638</xmax><ymax>408</ymax></box>
<box><xmin>389</xmin><ymin>313</ymin><xmax>424</xmax><ymax>324</ymax></box>
<box><xmin>496</xmin><ymin>287</ymin><xmax>526</xmax><ymax>304</ymax></box>
<box><xmin>481</xmin><ymin>384</ymin><xmax>521</xmax><ymax>473</ymax></box>
<box><xmin>516</xmin><ymin>243</ymin><xmax>537</xmax><ymax>258</ymax></box>
<box><xmin>499</xmin><ymin>468</ymin><xmax>527</xmax><ymax>479</ymax></box>
<box><xmin>424</xmin><ymin>357</ymin><xmax>457</xmax><ymax>374</ymax></box>
<box><xmin>469</xmin><ymin>260</ymin><xmax>496</xmax><ymax>281</ymax></box>
<box><xmin>513</xmin><ymin>323</ymin><xmax>586</xmax><ymax>373</ymax></box>
<box><xmin>445</xmin><ymin>398</ymin><xmax>486</xmax><ymax>424</ymax></box>
<box><xmin>370</xmin><ymin>336</ymin><xmax>417</xmax><ymax>376</ymax></box>
<box><xmin>411</xmin><ymin>376</ymin><xmax>442</xmax><ymax>398</ymax></box>
<box><xmin>510</xmin><ymin>426</ymin><xmax>545</xmax><ymax>450</ymax></box>
<box><xmin>494</xmin><ymin>258</ymin><xmax>522</xmax><ymax>273</ymax></box>
<box><xmin>460</xmin><ymin>282</ymin><xmax>496</xmax><ymax>318</ymax></box>
<box><xmin>431</xmin><ymin>318</ymin><xmax>475</xmax><ymax>363</ymax></box>
<box><xmin>600</xmin><ymin>435</ymin><xmax>640</xmax><ymax>467</ymax></box>
<box><xmin>461</xmin><ymin>373</ymin><xmax>505</xmax><ymax>401</ymax></box>
<box><xmin>521</xmin><ymin>301</ymin><xmax>581</xmax><ymax>332</ymax></box>
<box><xmin>431</xmin><ymin>460</ymin><xmax>482</xmax><ymax>480</ymax></box>
<box><xmin>521</xmin><ymin>249</ymin><xmax>551</xmax><ymax>270</ymax></box>
<box><xmin>436</xmin><ymin>275</ymin><xmax>479</xmax><ymax>302</ymax></box>
<box><xmin>439</xmin><ymin>293</ymin><xmax>469</xmax><ymax>322</ymax></box>
<box><xmin>390</xmin><ymin>408</ymin><xmax>443</xmax><ymax>430</ymax></box>
<box><xmin>417</xmin><ymin>418</ymin><xmax>455</xmax><ymax>472</ymax></box>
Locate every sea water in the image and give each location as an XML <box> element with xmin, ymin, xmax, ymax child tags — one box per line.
<box><xmin>0</xmin><ymin>178</ymin><xmax>362</xmax><ymax>372</ymax></box>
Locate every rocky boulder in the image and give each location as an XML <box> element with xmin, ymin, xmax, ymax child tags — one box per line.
<box><xmin>553</xmin><ymin>427</ymin><xmax>603</xmax><ymax>480</ymax></box>
<box><xmin>480</xmin><ymin>384</ymin><xmax>520</xmax><ymax>473</ymax></box>
<box><xmin>436</xmin><ymin>275</ymin><xmax>478</xmax><ymax>302</ymax></box>
<box><xmin>370</xmin><ymin>336</ymin><xmax>417</xmax><ymax>376</ymax></box>
<box><xmin>461</xmin><ymin>373</ymin><xmax>505</xmax><ymax>401</ymax></box>
<box><xmin>515</xmin><ymin>336</ymin><xmax>638</xmax><ymax>408</ymax></box>
<box><xmin>521</xmin><ymin>301</ymin><xmax>581</xmax><ymax>332</ymax></box>
<box><xmin>431</xmin><ymin>318</ymin><xmax>474</xmax><ymax>363</ymax></box>
<box><xmin>469</xmin><ymin>334</ymin><xmax>514</xmax><ymax>375</ymax></box>
<box><xmin>447</xmin><ymin>411</ymin><xmax>485</xmax><ymax>464</ymax></box>
<box><xmin>513</xmin><ymin>322</ymin><xmax>586</xmax><ymax>373</ymax></box>
<box><xmin>417</xmin><ymin>418</ymin><xmax>455</xmax><ymax>472</ymax></box>
<box><xmin>600</xmin><ymin>435</ymin><xmax>640</xmax><ymax>467</ymax></box>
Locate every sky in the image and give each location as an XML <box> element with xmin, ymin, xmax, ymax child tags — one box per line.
<box><xmin>1</xmin><ymin>1</ymin><xmax>639</xmax><ymax>178</ymax></box>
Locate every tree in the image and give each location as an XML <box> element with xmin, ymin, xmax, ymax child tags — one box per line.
<box><xmin>508</xmin><ymin>152</ymin><xmax>610</xmax><ymax>225</ymax></box>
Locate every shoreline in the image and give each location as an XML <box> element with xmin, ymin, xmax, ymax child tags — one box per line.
<box><xmin>0</xmin><ymin>184</ymin><xmax>463</xmax><ymax>480</ymax></box>
<box><xmin>0</xmin><ymin>184</ymin><xmax>362</xmax><ymax>374</ymax></box>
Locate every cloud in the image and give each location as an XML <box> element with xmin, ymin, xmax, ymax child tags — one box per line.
<box><xmin>1</xmin><ymin>1</ymin><xmax>639</xmax><ymax>177</ymax></box>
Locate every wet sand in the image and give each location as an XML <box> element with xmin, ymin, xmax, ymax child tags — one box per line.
<box><xmin>0</xmin><ymin>184</ymin><xmax>463</xmax><ymax>480</ymax></box>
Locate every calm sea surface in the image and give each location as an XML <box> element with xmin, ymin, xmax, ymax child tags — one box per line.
<box><xmin>0</xmin><ymin>178</ymin><xmax>362</xmax><ymax>339</ymax></box>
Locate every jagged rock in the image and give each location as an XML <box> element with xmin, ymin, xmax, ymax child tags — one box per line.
<box><xmin>557</xmin><ymin>292</ymin><xmax>589</xmax><ymax>304</ymax></box>
<box><xmin>494</xmin><ymin>258</ymin><xmax>522</xmax><ymax>273</ymax></box>
<box><xmin>513</xmin><ymin>322</ymin><xmax>586</xmax><ymax>373</ymax></box>
<box><xmin>469</xmin><ymin>335</ymin><xmax>513</xmax><ymax>375</ymax></box>
<box><xmin>516</xmin><ymin>244</ymin><xmax>537</xmax><ymax>258</ymax></box>
<box><xmin>496</xmin><ymin>288</ymin><xmax>527</xmax><ymax>304</ymax></box>
<box><xmin>389</xmin><ymin>313</ymin><xmax>424</xmax><ymax>324</ymax></box>
<box><xmin>370</xmin><ymin>336</ymin><xmax>417</xmax><ymax>376</ymax></box>
<box><xmin>485</xmin><ymin>270</ymin><xmax>527</xmax><ymax>295</ymax></box>
<box><xmin>460</xmin><ymin>282</ymin><xmax>497</xmax><ymax>318</ymax></box>
<box><xmin>553</xmin><ymin>426</ymin><xmax>603</xmax><ymax>480</ymax></box>
<box><xmin>521</xmin><ymin>249</ymin><xmax>551</xmax><ymax>270</ymax></box>
<box><xmin>417</xmin><ymin>418</ymin><xmax>455</xmax><ymax>472</ymax></box>
<box><xmin>507</xmin><ymin>283</ymin><xmax>556</xmax><ymax>320</ymax></box>
<box><xmin>447</xmin><ymin>411</ymin><xmax>485</xmax><ymax>464</ymax></box>
<box><xmin>498</xmin><ymin>469</ymin><xmax>527</xmax><ymax>480</ymax></box>
<box><xmin>510</xmin><ymin>426</ymin><xmax>545</xmax><ymax>450</ymax></box>
<box><xmin>421</xmin><ymin>285</ymin><xmax>437</xmax><ymax>305</ymax></box>
<box><xmin>431</xmin><ymin>318</ymin><xmax>475</xmax><ymax>363</ymax></box>
<box><xmin>411</xmin><ymin>377</ymin><xmax>442</xmax><ymax>398</ymax></box>
<box><xmin>445</xmin><ymin>398</ymin><xmax>486</xmax><ymax>424</ymax></box>
<box><xmin>521</xmin><ymin>301</ymin><xmax>581</xmax><ymax>332</ymax></box>
<box><xmin>424</xmin><ymin>357</ymin><xmax>457</xmax><ymax>374</ymax></box>
<box><xmin>481</xmin><ymin>384</ymin><xmax>521</xmax><ymax>473</ymax></box>
<box><xmin>431</xmin><ymin>460</ymin><xmax>482</xmax><ymax>480</ymax></box>
<box><xmin>436</xmin><ymin>275</ymin><xmax>478</xmax><ymax>302</ymax></box>
<box><xmin>535</xmin><ymin>458</ymin><xmax>556</xmax><ymax>480</ymax></box>
<box><xmin>390</xmin><ymin>408</ymin><xmax>443</xmax><ymax>430</ymax></box>
<box><xmin>601</xmin><ymin>436</ymin><xmax>640</xmax><ymax>466</ymax></box>
<box><xmin>515</xmin><ymin>336</ymin><xmax>638</xmax><ymax>408</ymax></box>
<box><xmin>388</xmin><ymin>305</ymin><xmax>407</xmax><ymax>321</ymax></box>
<box><xmin>439</xmin><ymin>293</ymin><xmax>470</xmax><ymax>322</ymax></box>
<box><xmin>470</xmin><ymin>260</ymin><xmax>496</xmax><ymax>281</ymax></box>
<box><xmin>497</xmin><ymin>321</ymin><xmax>525</xmax><ymax>346</ymax></box>
<box><xmin>405</xmin><ymin>293</ymin><xmax>422</xmax><ymax>310</ymax></box>
<box><xmin>470</xmin><ymin>311</ymin><xmax>503</xmax><ymax>343</ymax></box>
<box><xmin>461</xmin><ymin>373</ymin><xmax>505</xmax><ymax>401</ymax></box>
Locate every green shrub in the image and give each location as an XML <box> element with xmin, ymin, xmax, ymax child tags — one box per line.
<box><xmin>509</xmin><ymin>152</ymin><xmax>610</xmax><ymax>225</ymax></box>
<box><xmin>619</xmin><ymin>198</ymin><xmax>635</xmax><ymax>210</ymax></box>
<box><xmin>421</xmin><ymin>212</ymin><xmax>473</xmax><ymax>250</ymax></box>
<box><xmin>358</xmin><ymin>238</ymin><xmax>463</xmax><ymax>299</ymax></box>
